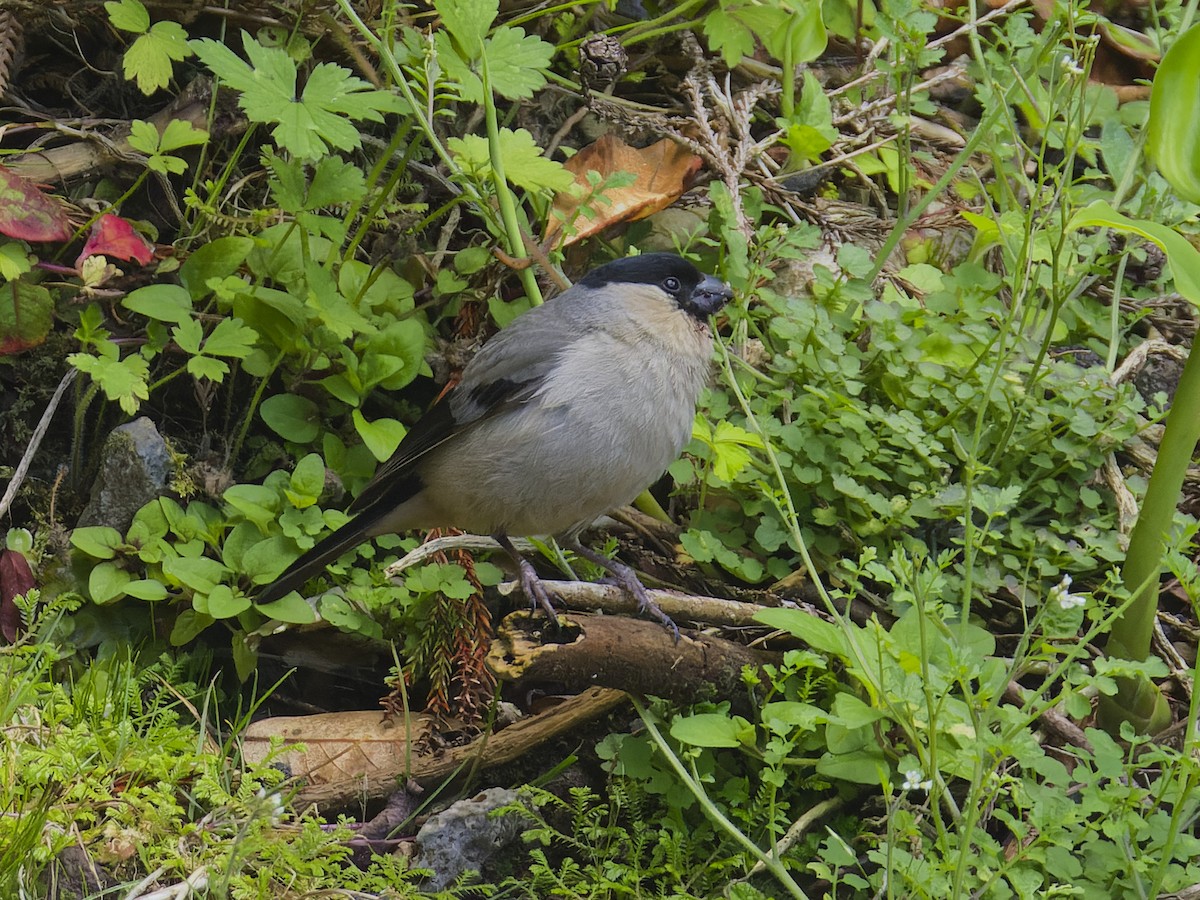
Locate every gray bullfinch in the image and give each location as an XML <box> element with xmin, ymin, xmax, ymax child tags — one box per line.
<box><xmin>255</xmin><ymin>253</ymin><xmax>733</xmax><ymax>637</ymax></box>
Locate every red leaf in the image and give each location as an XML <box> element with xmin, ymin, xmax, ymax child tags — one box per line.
<box><xmin>75</xmin><ymin>213</ymin><xmax>155</xmax><ymax>267</ymax></box>
<box><xmin>0</xmin><ymin>548</ymin><xmax>34</xmax><ymax>642</ymax></box>
<box><xmin>0</xmin><ymin>166</ymin><xmax>73</xmax><ymax>242</ymax></box>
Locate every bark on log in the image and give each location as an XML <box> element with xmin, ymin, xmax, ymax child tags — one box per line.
<box><xmin>486</xmin><ymin>610</ymin><xmax>781</xmax><ymax>712</ymax></box>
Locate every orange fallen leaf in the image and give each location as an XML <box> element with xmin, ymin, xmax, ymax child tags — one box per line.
<box><xmin>547</xmin><ymin>135</ymin><xmax>702</xmax><ymax>247</ymax></box>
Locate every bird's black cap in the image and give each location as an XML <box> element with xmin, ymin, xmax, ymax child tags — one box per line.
<box><xmin>578</xmin><ymin>253</ymin><xmax>732</xmax><ymax>319</ymax></box>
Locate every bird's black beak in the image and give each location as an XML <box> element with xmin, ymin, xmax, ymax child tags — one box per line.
<box><xmin>686</xmin><ymin>274</ymin><xmax>734</xmax><ymax>317</ymax></box>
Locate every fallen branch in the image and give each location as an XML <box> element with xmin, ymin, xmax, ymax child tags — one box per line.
<box><xmin>248</xmin><ymin>686</ymin><xmax>629</xmax><ymax>811</ymax></box>
<box><xmin>486</xmin><ymin>610</ymin><xmax>781</xmax><ymax>712</ymax></box>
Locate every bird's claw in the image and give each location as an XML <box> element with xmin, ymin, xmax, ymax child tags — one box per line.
<box><xmin>517</xmin><ymin>557</ymin><xmax>560</xmax><ymax>627</ymax></box>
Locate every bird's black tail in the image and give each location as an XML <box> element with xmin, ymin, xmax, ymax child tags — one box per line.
<box><xmin>254</xmin><ymin>518</ymin><xmax>377</xmax><ymax>606</ymax></box>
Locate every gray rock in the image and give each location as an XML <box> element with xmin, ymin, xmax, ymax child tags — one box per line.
<box><xmin>77</xmin><ymin>417</ymin><xmax>171</xmax><ymax>532</ymax></box>
<box><xmin>414</xmin><ymin>787</ymin><xmax>528</xmax><ymax>889</ymax></box>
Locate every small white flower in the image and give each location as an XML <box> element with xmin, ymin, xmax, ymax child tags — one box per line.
<box><xmin>901</xmin><ymin>769</ymin><xmax>932</xmax><ymax>792</ymax></box>
<box><xmin>1049</xmin><ymin>574</ymin><xmax>1086</xmax><ymax>610</ymax></box>
<box><xmin>1060</xmin><ymin>53</ymin><xmax>1085</xmax><ymax>76</ymax></box>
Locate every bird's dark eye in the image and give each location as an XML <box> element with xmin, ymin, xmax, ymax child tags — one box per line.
<box><xmin>663</xmin><ymin>276</ymin><xmax>681</xmax><ymax>292</ymax></box>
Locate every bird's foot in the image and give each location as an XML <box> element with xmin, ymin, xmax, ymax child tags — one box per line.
<box><xmin>569</xmin><ymin>542</ymin><xmax>679</xmax><ymax>642</ymax></box>
<box><xmin>516</xmin><ymin>556</ymin><xmax>560</xmax><ymax>627</ymax></box>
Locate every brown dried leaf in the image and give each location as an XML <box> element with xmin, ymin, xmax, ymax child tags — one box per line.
<box><xmin>548</xmin><ymin>135</ymin><xmax>702</xmax><ymax>247</ymax></box>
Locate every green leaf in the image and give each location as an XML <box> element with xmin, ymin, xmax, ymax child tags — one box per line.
<box><xmin>172</xmin><ymin>317</ymin><xmax>203</xmax><ymax>354</ymax></box>
<box><xmin>179</xmin><ymin>236</ymin><xmax>254</xmax><ymax>300</ymax></box>
<box><xmin>831</xmin><ymin>692</ymin><xmax>885</xmax><ymax>729</ymax></box>
<box><xmin>260</xmin><ymin>394</ymin><xmax>321</xmax><ymax>443</ymax></box>
<box><xmin>0</xmin><ymin>281</ymin><xmax>52</xmax><ymax>353</ymax></box>
<box><xmin>1068</xmin><ymin>201</ymin><xmax>1200</xmax><ymax>304</ymax></box>
<box><xmin>755</xmin><ymin>607</ymin><xmax>850</xmax><ymax>659</ymax></box>
<box><xmin>434</xmin><ymin>0</ymin><xmax>497</xmax><ymax>60</ymax></box>
<box><xmin>202</xmin><ymin>317</ymin><xmax>256</xmax><ymax>358</ymax></box>
<box><xmin>68</xmin><ymin>352</ymin><xmax>150</xmax><ymax>414</ymax></box>
<box><xmin>123</xmin><ymin>284</ymin><xmax>192</xmax><ymax>323</ymax></box>
<box><xmin>123</xmin><ymin>579</ymin><xmax>169</xmax><ymax>601</ymax></box>
<box><xmin>241</xmin><ymin>535</ymin><xmax>301</xmax><ymax>582</ymax></box>
<box><xmin>256</xmin><ymin>591</ymin><xmax>318</xmax><ymax>624</ymax></box>
<box><xmin>162</xmin><ymin>555</ymin><xmax>230</xmax><ymax>593</ymax></box>
<box><xmin>70</xmin><ymin>526</ymin><xmax>126</xmax><ymax>559</ymax></box>
<box><xmin>436</xmin><ymin>26</ymin><xmax>554</xmax><ymax>102</ymax></box>
<box><xmin>123</xmin><ymin>21</ymin><xmax>193</xmax><ymax>94</ymax></box>
<box><xmin>89</xmin><ymin>562</ymin><xmax>131</xmax><ymax>604</ymax></box>
<box><xmin>224</xmin><ymin>484</ymin><xmax>282</xmax><ymax>531</ymax></box>
<box><xmin>449</xmin><ymin>129</ymin><xmax>573</xmax><ymax>194</ymax></box>
<box><xmin>156</xmin><ymin>118</ymin><xmax>209</xmax><ymax>153</ymax></box>
<box><xmin>231</xmin><ymin>630</ymin><xmax>258</xmax><ymax>681</ymax></box>
<box><xmin>170</xmin><ymin>609</ymin><xmax>215</xmax><ymax>645</ymax></box>
<box><xmin>760</xmin><ymin>701</ymin><xmax>828</xmax><ymax>732</ymax></box>
<box><xmin>205</xmin><ymin>584</ymin><xmax>251</xmax><ymax>619</ymax></box>
<box><xmin>286</xmin><ymin>453</ymin><xmax>326</xmax><ymax>508</ymax></box>
<box><xmin>0</xmin><ymin>242</ymin><xmax>31</xmax><ymax>280</ymax></box>
<box><xmin>186</xmin><ymin>354</ymin><xmax>229</xmax><ymax>381</ymax></box>
<box><xmin>816</xmin><ymin>746</ymin><xmax>889</xmax><ymax>785</ymax></box>
<box><xmin>353</xmin><ymin>410</ymin><xmax>406</xmax><ymax>461</ymax></box>
<box><xmin>1147</xmin><ymin>24</ymin><xmax>1200</xmax><ymax>204</ymax></box>
<box><xmin>702</xmin><ymin>9</ymin><xmax>755</xmax><ymax>66</ymax></box>
<box><xmin>670</xmin><ymin>712</ymin><xmax>753</xmax><ymax>748</ymax></box>
<box><xmin>192</xmin><ymin>33</ymin><xmax>404</xmax><ymax>159</ymax></box>
<box><xmin>105</xmin><ymin>0</ymin><xmax>149</xmax><ymax>34</ymax></box>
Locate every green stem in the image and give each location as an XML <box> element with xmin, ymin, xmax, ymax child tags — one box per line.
<box><xmin>631</xmin><ymin>698</ymin><xmax>810</xmax><ymax>900</ymax></box>
<box><xmin>1109</xmin><ymin>342</ymin><xmax>1200</xmax><ymax>663</ymax></box>
<box><xmin>481</xmin><ymin>54</ymin><xmax>543</xmax><ymax>305</ymax></box>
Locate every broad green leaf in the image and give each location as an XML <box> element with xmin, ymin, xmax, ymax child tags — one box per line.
<box><xmin>162</xmin><ymin>555</ymin><xmax>230</xmax><ymax>593</ymax></box>
<box><xmin>256</xmin><ymin>591</ymin><xmax>318</xmax><ymax>624</ymax></box>
<box><xmin>71</xmin><ymin>526</ymin><xmax>127</xmax><ymax>559</ymax></box>
<box><xmin>180</xmin><ymin>236</ymin><xmax>254</xmax><ymax>299</ymax></box>
<box><xmin>123</xmin><ymin>579</ymin><xmax>169</xmax><ymax>601</ymax></box>
<box><xmin>156</xmin><ymin>118</ymin><xmax>208</xmax><ymax>152</ymax></box>
<box><xmin>755</xmin><ymin>607</ymin><xmax>850</xmax><ymax>659</ymax></box>
<box><xmin>286</xmin><ymin>453</ymin><xmax>326</xmax><ymax>508</ymax></box>
<box><xmin>123</xmin><ymin>284</ymin><xmax>192</xmax><ymax>323</ymax></box>
<box><xmin>205</xmin><ymin>584</ymin><xmax>251</xmax><ymax>618</ymax></box>
<box><xmin>260</xmin><ymin>394</ymin><xmax>321</xmax><ymax>443</ymax></box>
<box><xmin>170</xmin><ymin>609</ymin><xmax>215</xmax><ymax>645</ymax></box>
<box><xmin>816</xmin><ymin>747</ymin><xmax>890</xmax><ymax>784</ymax></box>
<box><xmin>831</xmin><ymin>692</ymin><xmax>885</xmax><ymax>729</ymax></box>
<box><xmin>1068</xmin><ymin>201</ymin><xmax>1200</xmax><ymax>304</ymax></box>
<box><xmin>202</xmin><ymin>317</ymin><xmax>256</xmax><ymax>358</ymax></box>
<box><xmin>89</xmin><ymin>562</ymin><xmax>131</xmax><ymax>604</ymax></box>
<box><xmin>702</xmin><ymin>9</ymin><xmax>756</xmax><ymax>67</ymax></box>
<box><xmin>1146</xmin><ymin>24</ymin><xmax>1200</xmax><ymax>204</ymax></box>
<box><xmin>353</xmin><ymin>410</ymin><xmax>405</xmax><ymax>461</ymax></box>
<box><xmin>187</xmin><ymin>354</ymin><xmax>228</xmax><ymax>381</ymax></box>
<box><xmin>761</xmin><ymin>701</ymin><xmax>828</xmax><ymax>732</ymax></box>
<box><xmin>436</xmin><ymin>27</ymin><xmax>554</xmax><ymax>103</ymax></box>
<box><xmin>0</xmin><ymin>242</ymin><xmax>31</xmax><ymax>280</ymax></box>
<box><xmin>223</xmin><ymin>484</ymin><xmax>281</xmax><ymax>531</ymax></box>
<box><xmin>241</xmin><ymin>534</ymin><xmax>301</xmax><ymax>581</ymax></box>
<box><xmin>670</xmin><ymin>712</ymin><xmax>753</xmax><ymax>748</ymax></box>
